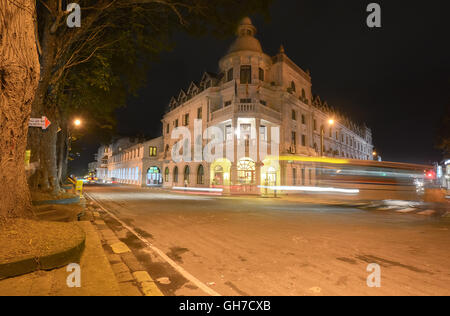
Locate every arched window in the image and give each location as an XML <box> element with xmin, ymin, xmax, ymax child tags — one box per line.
<box><xmin>197</xmin><ymin>165</ymin><xmax>204</xmax><ymax>185</ymax></box>
<box><xmin>173</xmin><ymin>167</ymin><xmax>178</xmax><ymax>183</ymax></box>
<box><xmin>237</xmin><ymin>158</ymin><xmax>256</xmax><ymax>185</ymax></box>
<box><xmin>164</xmin><ymin>167</ymin><xmax>170</xmax><ymax>182</ymax></box>
<box><xmin>184</xmin><ymin>166</ymin><xmax>190</xmax><ymax>184</ymax></box>
<box><xmin>213</xmin><ymin>165</ymin><xmax>224</xmax><ymax>185</ymax></box>
<box><xmin>164</xmin><ymin>145</ymin><xmax>169</xmax><ymax>158</ymax></box>
<box><xmin>290</xmin><ymin>81</ymin><xmax>296</xmax><ymax>92</ymax></box>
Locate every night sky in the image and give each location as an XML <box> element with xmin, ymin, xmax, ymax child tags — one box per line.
<box><xmin>71</xmin><ymin>0</ymin><xmax>449</xmax><ymax>174</ymax></box>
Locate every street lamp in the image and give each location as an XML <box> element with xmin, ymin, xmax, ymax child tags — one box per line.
<box><xmin>320</xmin><ymin>118</ymin><xmax>335</xmax><ymax>157</ymax></box>
<box><xmin>372</xmin><ymin>150</ymin><xmax>378</xmax><ymax>161</ymax></box>
<box><xmin>74</xmin><ymin>119</ymin><xmax>82</xmax><ymax>127</ymax></box>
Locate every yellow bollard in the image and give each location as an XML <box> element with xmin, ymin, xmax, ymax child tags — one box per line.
<box><xmin>75</xmin><ymin>180</ymin><xmax>84</xmax><ymax>197</ymax></box>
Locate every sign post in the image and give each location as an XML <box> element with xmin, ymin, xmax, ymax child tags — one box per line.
<box><xmin>29</xmin><ymin>116</ymin><xmax>51</xmax><ymax>130</ymax></box>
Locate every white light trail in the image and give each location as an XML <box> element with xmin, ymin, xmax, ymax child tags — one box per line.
<box><xmin>258</xmin><ymin>185</ymin><xmax>360</xmax><ymax>194</ymax></box>
<box><xmin>172</xmin><ymin>187</ymin><xmax>224</xmax><ymax>193</ymax></box>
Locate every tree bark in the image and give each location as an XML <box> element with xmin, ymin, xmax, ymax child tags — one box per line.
<box><xmin>27</xmin><ymin>8</ymin><xmax>59</xmax><ymax>193</ymax></box>
<box><xmin>0</xmin><ymin>0</ymin><xmax>40</xmax><ymax>218</ymax></box>
<box><xmin>57</xmin><ymin>120</ymin><xmax>68</xmax><ymax>185</ymax></box>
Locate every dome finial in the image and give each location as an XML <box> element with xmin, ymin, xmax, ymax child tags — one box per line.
<box><xmin>237</xmin><ymin>17</ymin><xmax>257</xmax><ymax>37</ymax></box>
<box><xmin>226</xmin><ymin>17</ymin><xmax>263</xmax><ymax>54</ymax></box>
<box><xmin>279</xmin><ymin>45</ymin><xmax>285</xmax><ymax>54</ymax></box>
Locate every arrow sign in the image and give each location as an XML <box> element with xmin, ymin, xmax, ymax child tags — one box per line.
<box><xmin>29</xmin><ymin>116</ymin><xmax>51</xmax><ymax>130</ymax></box>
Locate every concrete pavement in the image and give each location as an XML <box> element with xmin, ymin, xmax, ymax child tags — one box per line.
<box><xmin>0</xmin><ymin>221</ymin><xmax>121</xmax><ymax>296</ymax></box>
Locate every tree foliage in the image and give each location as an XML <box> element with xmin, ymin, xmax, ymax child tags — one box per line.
<box><xmin>29</xmin><ymin>0</ymin><xmax>272</xmax><ymax>192</ymax></box>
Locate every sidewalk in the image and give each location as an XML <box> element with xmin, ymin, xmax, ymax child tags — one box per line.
<box><xmin>0</xmin><ymin>221</ymin><xmax>121</xmax><ymax>296</ymax></box>
<box><xmin>0</xmin><ymin>197</ymin><xmax>162</xmax><ymax>296</ymax></box>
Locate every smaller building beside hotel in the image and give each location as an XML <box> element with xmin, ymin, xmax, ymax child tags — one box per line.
<box><xmin>93</xmin><ymin>137</ymin><xmax>164</xmax><ymax>186</ymax></box>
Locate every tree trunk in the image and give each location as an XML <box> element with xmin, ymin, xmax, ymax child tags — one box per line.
<box><xmin>39</xmin><ymin>106</ymin><xmax>60</xmax><ymax>194</ymax></box>
<box><xmin>57</xmin><ymin>120</ymin><xmax>68</xmax><ymax>185</ymax></box>
<box><xmin>0</xmin><ymin>0</ymin><xmax>40</xmax><ymax>218</ymax></box>
<box><xmin>27</xmin><ymin>10</ymin><xmax>59</xmax><ymax>193</ymax></box>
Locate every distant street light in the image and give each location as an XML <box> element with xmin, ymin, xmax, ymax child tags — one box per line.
<box><xmin>320</xmin><ymin>118</ymin><xmax>335</xmax><ymax>157</ymax></box>
<box><xmin>74</xmin><ymin>119</ymin><xmax>82</xmax><ymax>127</ymax></box>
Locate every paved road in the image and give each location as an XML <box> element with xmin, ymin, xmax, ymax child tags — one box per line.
<box><xmin>86</xmin><ymin>185</ymin><xmax>450</xmax><ymax>296</ymax></box>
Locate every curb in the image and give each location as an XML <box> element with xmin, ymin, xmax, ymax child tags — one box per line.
<box><xmin>0</xmin><ymin>225</ymin><xmax>85</xmax><ymax>280</ymax></box>
<box><xmin>32</xmin><ymin>196</ymin><xmax>80</xmax><ymax>206</ymax></box>
<box><xmin>84</xmin><ymin>197</ymin><xmax>164</xmax><ymax>296</ymax></box>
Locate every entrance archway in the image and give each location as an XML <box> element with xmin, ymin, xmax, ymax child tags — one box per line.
<box><xmin>264</xmin><ymin>167</ymin><xmax>277</xmax><ymax>186</ymax></box>
<box><xmin>210</xmin><ymin>158</ymin><xmax>231</xmax><ymax>186</ymax></box>
<box><xmin>147</xmin><ymin>167</ymin><xmax>162</xmax><ymax>186</ymax></box>
<box><xmin>213</xmin><ymin>165</ymin><xmax>224</xmax><ymax>185</ymax></box>
<box><xmin>237</xmin><ymin>158</ymin><xmax>256</xmax><ymax>185</ymax></box>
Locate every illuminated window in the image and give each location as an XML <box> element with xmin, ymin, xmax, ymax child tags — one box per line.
<box><xmin>164</xmin><ymin>167</ymin><xmax>169</xmax><ymax>182</ymax></box>
<box><xmin>237</xmin><ymin>158</ymin><xmax>256</xmax><ymax>185</ymax></box>
<box><xmin>147</xmin><ymin>167</ymin><xmax>161</xmax><ymax>185</ymax></box>
<box><xmin>149</xmin><ymin>147</ymin><xmax>157</xmax><ymax>157</ymax></box>
<box><xmin>214</xmin><ymin>165</ymin><xmax>224</xmax><ymax>185</ymax></box>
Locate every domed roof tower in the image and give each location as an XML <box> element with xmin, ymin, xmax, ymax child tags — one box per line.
<box><xmin>227</xmin><ymin>17</ymin><xmax>263</xmax><ymax>54</ymax></box>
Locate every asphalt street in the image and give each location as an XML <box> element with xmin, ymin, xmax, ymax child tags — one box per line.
<box><xmin>86</xmin><ymin>185</ymin><xmax>450</xmax><ymax>296</ymax></box>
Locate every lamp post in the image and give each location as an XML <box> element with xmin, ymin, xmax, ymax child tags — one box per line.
<box><xmin>320</xmin><ymin>119</ymin><xmax>335</xmax><ymax>157</ymax></box>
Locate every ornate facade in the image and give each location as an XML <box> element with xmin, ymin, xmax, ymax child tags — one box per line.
<box><xmin>160</xmin><ymin>17</ymin><xmax>373</xmax><ymax>192</ymax></box>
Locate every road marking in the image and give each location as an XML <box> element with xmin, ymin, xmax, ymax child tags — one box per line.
<box><xmin>85</xmin><ymin>192</ymin><xmax>221</xmax><ymax>297</ymax></box>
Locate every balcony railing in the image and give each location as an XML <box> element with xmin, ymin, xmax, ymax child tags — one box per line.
<box><xmin>211</xmin><ymin>102</ymin><xmax>281</xmax><ymax>121</ymax></box>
